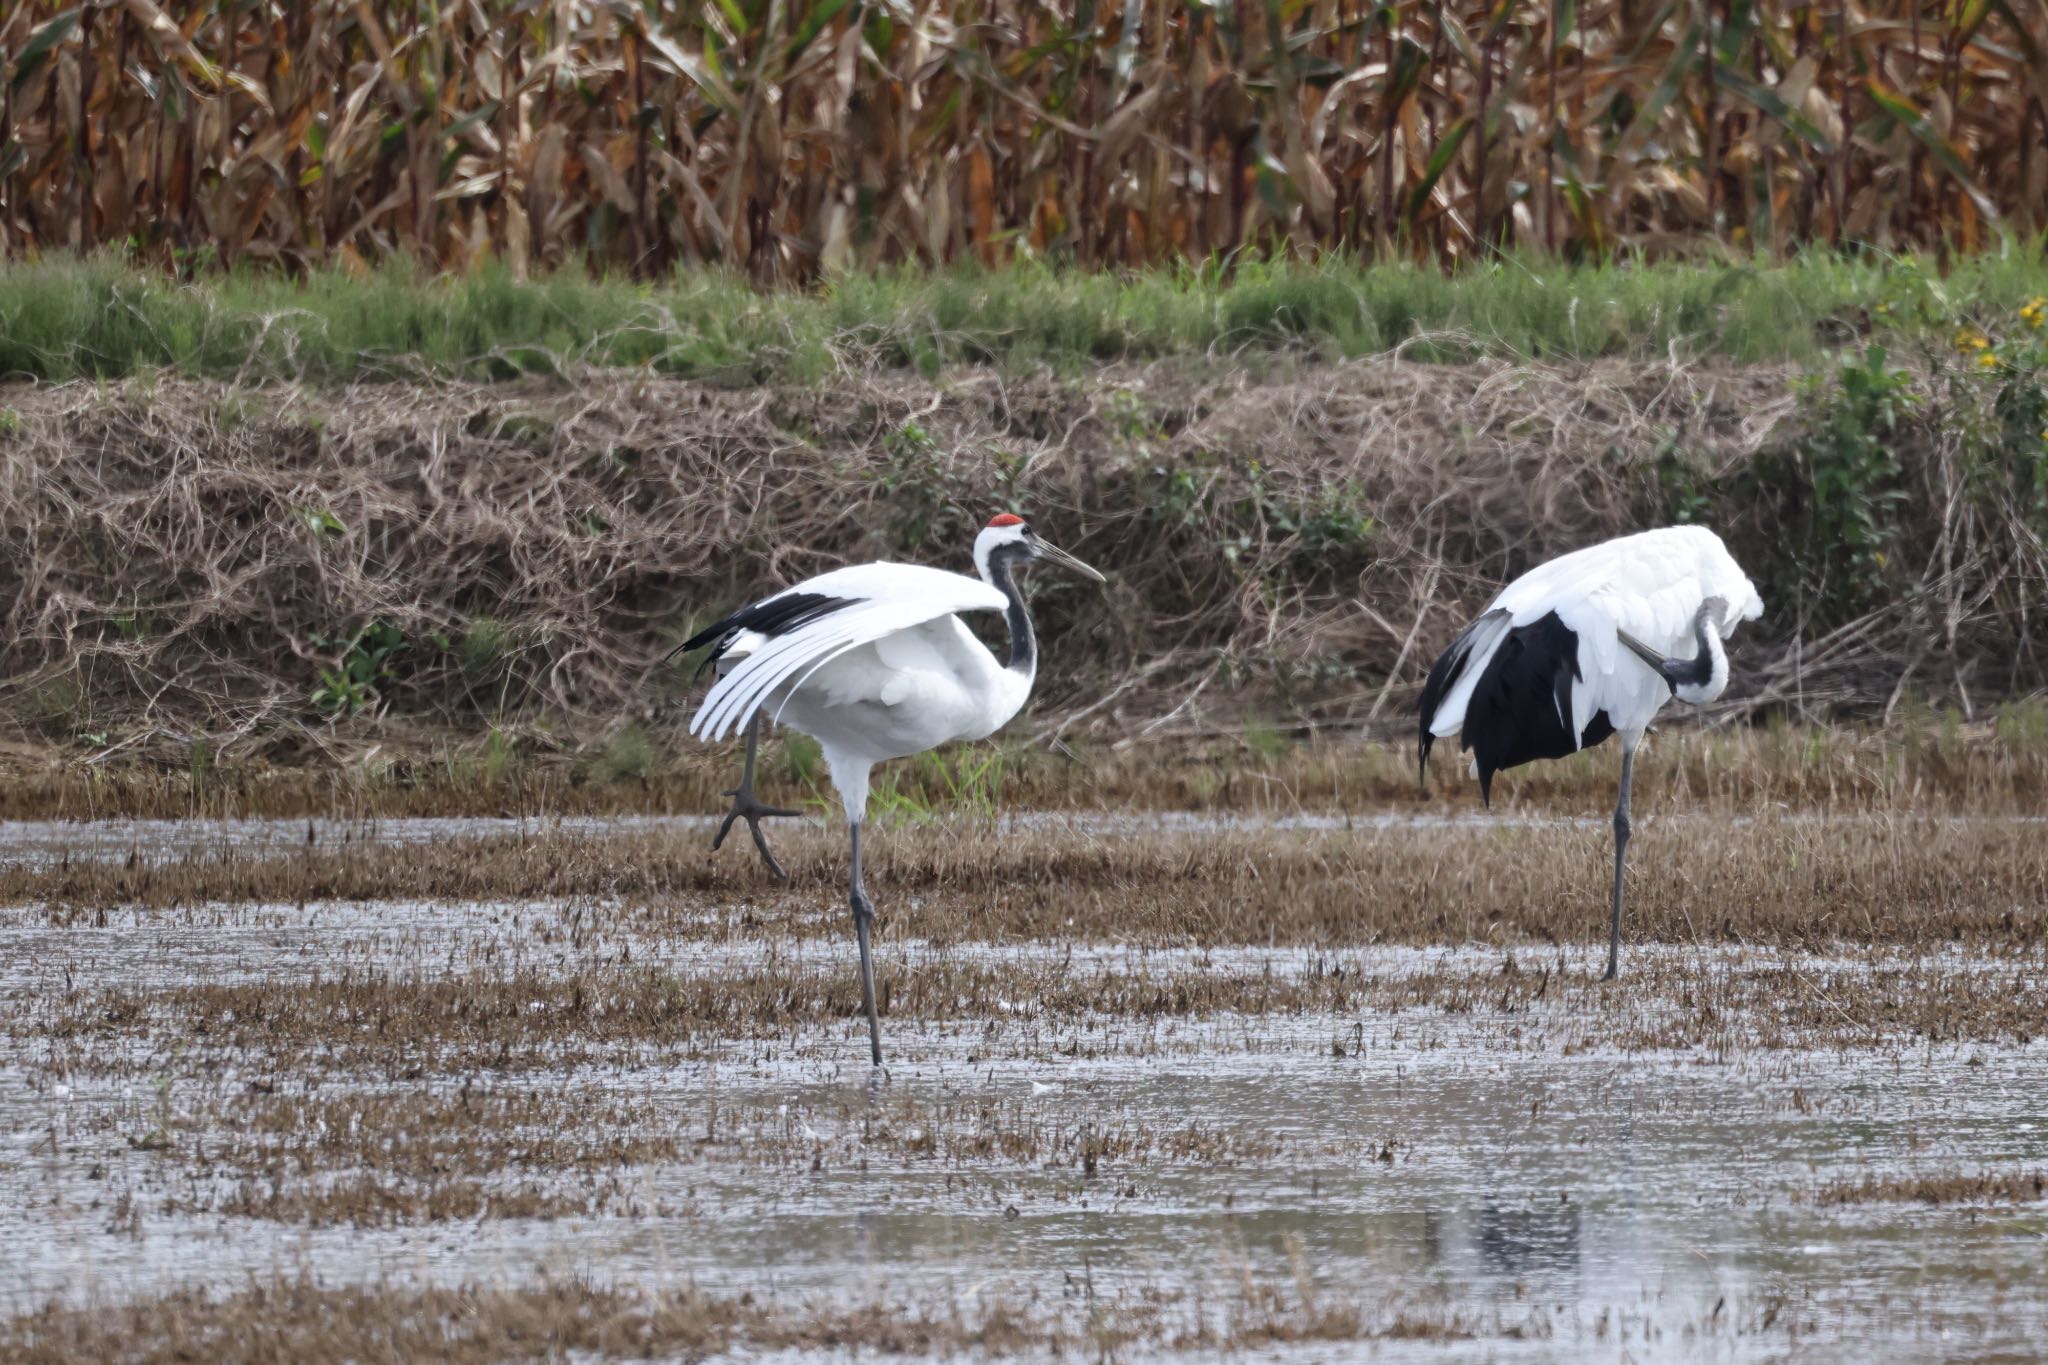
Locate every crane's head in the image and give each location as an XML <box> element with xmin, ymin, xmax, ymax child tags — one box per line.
<box><xmin>1616</xmin><ymin>596</ymin><xmax>1733</xmax><ymax>706</ymax></box>
<box><xmin>974</xmin><ymin>513</ymin><xmax>1106</xmax><ymax>585</ymax></box>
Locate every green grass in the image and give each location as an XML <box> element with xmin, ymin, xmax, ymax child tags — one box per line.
<box><xmin>0</xmin><ymin>249</ymin><xmax>2044</xmax><ymax>384</ymax></box>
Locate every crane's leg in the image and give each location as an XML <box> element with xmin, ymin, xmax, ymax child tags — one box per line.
<box><xmin>1604</xmin><ymin>735</ymin><xmax>1640</xmax><ymax>982</ymax></box>
<box><xmin>848</xmin><ymin>819</ymin><xmax>884</xmax><ymax>1066</ymax></box>
<box><xmin>713</xmin><ymin>713</ymin><xmax>801</xmax><ymax>880</ymax></box>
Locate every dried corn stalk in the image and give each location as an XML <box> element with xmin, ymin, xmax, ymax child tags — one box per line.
<box><xmin>0</xmin><ymin>0</ymin><xmax>2040</xmax><ymax>279</ymax></box>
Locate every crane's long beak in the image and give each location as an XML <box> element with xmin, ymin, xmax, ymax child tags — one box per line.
<box><xmin>1036</xmin><ymin>538</ymin><xmax>1106</xmax><ymax>583</ymax></box>
<box><xmin>1615</xmin><ymin>628</ymin><xmax>1670</xmax><ymax>673</ymax></box>
<box><xmin>1619</xmin><ymin>596</ymin><xmax>1729</xmax><ymax>680</ymax></box>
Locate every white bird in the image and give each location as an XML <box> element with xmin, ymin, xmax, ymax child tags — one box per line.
<box><xmin>1417</xmin><ymin>525</ymin><xmax>1763</xmax><ymax>980</ymax></box>
<box><xmin>678</xmin><ymin>513</ymin><xmax>1104</xmax><ymax>1065</ymax></box>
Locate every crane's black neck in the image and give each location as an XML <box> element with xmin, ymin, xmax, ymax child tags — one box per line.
<box><xmin>1660</xmin><ymin>611</ymin><xmax>1720</xmax><ymax>692</ymax></box>
<box><xmin>985</xmin><ymin>545</ymin><xmax>1035</xmax><ymax>677</ymax></box>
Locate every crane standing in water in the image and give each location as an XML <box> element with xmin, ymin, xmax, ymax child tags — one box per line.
<box><xmin>1418</xmin><ymin>526</ymin><xmax>1762</xmax><ymax>980</ymax></box>
<box><xmin>680</xmin><ymin>514</ymin><xmax>1104</xmax><ymax>1065</ymax></box>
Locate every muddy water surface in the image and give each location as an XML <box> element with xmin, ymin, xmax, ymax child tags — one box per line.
<box><xmin>0</xmin><ymin>817</ymin><xmax>2042</xmax><ymax>1360</ymax></box>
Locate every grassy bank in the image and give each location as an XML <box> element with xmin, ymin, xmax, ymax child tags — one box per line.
<box><xmin>1</xmin><ymin>355</ymin><xmax>2044</xmax><ymax>758</ymax></box>
<box><xmin>3</xmin><ymin>252</ymin><xmax>2046</xmax><ymax>384</ymax></box>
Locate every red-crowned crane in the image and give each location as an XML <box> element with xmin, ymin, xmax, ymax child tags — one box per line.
<box><xmin>1417</xmin><ymin>526</ymin><xmax>1763</xmax><ymax>980</ymax></box>
<box><xmin>678</xmin><ymin>514</ymin><xmax>1104</xmax><ymax>1065</ymax></box>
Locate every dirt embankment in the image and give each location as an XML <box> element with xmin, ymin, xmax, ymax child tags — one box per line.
<box><xmin>0</xmin><ymin>356</ymin><xmax>2035</xmax><ymax>795</ymax></box>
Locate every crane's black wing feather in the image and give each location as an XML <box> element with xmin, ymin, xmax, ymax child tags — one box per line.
<box><xmin>672</xmin><ymin>592</ymin><xmax>860</xmax><ymax>680</ymax></box>
<box><xmin>1458</xmin><ymin>612</ymin><xmax>1614</xmax><ymax>805</ymax></box>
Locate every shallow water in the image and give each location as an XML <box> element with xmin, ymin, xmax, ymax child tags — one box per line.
<box><xmin>0</xmin><ymin>822</ymin><xmax>2043</xmax><ymax>1359</ymax></box>
<box><xmin>8</xmin><ymin>1001</ymin><xmax>2045</xmax><ymax>1356</ymax></box>
<box><xmin>1</xmin><ymin>807</ymin><xmax>2037</xmax><ymax>868</ymax></box>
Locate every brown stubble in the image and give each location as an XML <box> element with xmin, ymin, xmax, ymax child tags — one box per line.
<box><xmin>153</xmin><ymin>1088</ymin><xmax>687</xmax><ymax>1228</ymax></box>
<box><xmin>69</xmin><ymin>1077</ymin><xmax>1342</xmax><ymax>1230</ymax></box>
<box><xmin>21</xmin><ymin>927</ymin><xmax>2045</xmax><ymax>1090</ymax></box>
<box><xmin>0</xmin><ymin>1269</ymin><xmax>1508</xmax><ymax>1363</ymax></box>
<box><xmin>9</xmin><ymin>815</ymin><xmax>2047</xmax><ymax>955</ymax></box>
<box><xmin>1813</xmin><ymin>1170</ymin><xmax>2048</xmax><ymax>1206</ymax></box>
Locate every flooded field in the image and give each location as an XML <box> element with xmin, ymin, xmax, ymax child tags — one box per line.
<box><xmin>0</xmin><ymin>812</ymin><xmax>2043</xmax><ymax>1360</ymax></box>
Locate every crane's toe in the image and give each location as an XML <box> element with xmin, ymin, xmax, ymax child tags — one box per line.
<box><xmin>712</xmin><ymin>788</ymin><xmax>802</xmax><ymax>881</ymax></box>
<box><xmin>717</xmin><ymin>787</ymin><xmax>802</xmax><ymax>820</ymax></box>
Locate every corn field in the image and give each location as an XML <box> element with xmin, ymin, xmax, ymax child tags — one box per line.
<box><xmin>1</xmin><ymin>0</ymin><xmax>2044</xmax><ymax>281</ymax></box>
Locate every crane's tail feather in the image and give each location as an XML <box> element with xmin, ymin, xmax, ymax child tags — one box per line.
<box><xmin>1459</xmin><ymin>612</ymin><xmax>1615</xmax><ymax>803</ymax></box>
<box><xmin>1416</xmin><ymin>609</ymin><xmax>1512</xmax><ymax>786</ymax></box>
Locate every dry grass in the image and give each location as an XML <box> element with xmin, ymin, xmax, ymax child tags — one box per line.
<box><xmin>24</xmin><ymin>937</ymin><xmax>2045</xmax><ymax>1086</ymax></box>
<box><xmin>11</xmin><ymin>714</ymin><xmax>2048</xmax><ymax>822</ymax></box>
<box><xmin>0</xmin><ymin>360</ymin><xmax>1795</xmax><ymax>747</ymax></box>
<box><xmin>1815</xmin><ymin>1169</ymin><xmax>2048</xmax><ymax>1206</ymax></box>
<box><xmin>1</xmin><ymin>1</ymin><xmax>2040</xmax><ymax>276</ymax></box>
<box><xmin>68</xmin><ymin>1079</ymin><xmax>1330</xmax><ymax>1227</ymax></box>
<box><xmin>0</xmin><ymin>1270</ymin><xmax>1508</xmax><ymax>1363</ymax></box>
<box><xmin>157</xmin><ymin>1089</ymin><xmax>684</xmax><ymax>1227</ymax></box>
<box><xmin>12</xmin><ymin>812</ymin><xmax>2048</xmax><ymax>958</ymax></box>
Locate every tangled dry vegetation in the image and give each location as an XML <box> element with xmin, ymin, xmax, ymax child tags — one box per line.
<box><xmin>2</xmin><ymin>349</ymin><xmax>2045</xmax><ymax>793</ymax></box>
<box><xmin>0</xmin><ymin>0</ymin><xmax>2042</xmax><ymax>277</ymax></box>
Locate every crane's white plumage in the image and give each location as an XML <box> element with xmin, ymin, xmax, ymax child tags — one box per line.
<box><xmin>1421</xmin><ymin>525</ymin><xmax>1761</xmax><ymax>795</ymax></box>
<box><xmin>691</xmin><ymin>562</ymin><xmax>1010</xmax><ymax>758</ymax></box>
<box><xmin>1418</xmin><ymin>525</ymin><xmax>1761</xmax><ymax>979</ymax></box>
<box><xmin>681</xmin><ymin>514</ymin><xmax>1103</xmax><ymax>1064</ymax></box>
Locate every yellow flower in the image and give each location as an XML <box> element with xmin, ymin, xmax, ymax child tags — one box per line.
<box><xmin>2023</xmin><ymin>297</ymin><xmax>2046</xmax><ymax>330</ymax></box>
<box><xmin>1977</xmin><ymin>350</ymin><xmax>1999</xmax><ymax>369</ymax></box>
<box><xmin>1955</xmin><ymin>326</ymin><xmax>1991</xmax><ymax>352</ymax></box>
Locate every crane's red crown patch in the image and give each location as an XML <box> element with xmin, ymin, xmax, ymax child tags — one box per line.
<box><xmin>987</xmin><ymin>513</ymin><xmax>1026</xmax><ymax>528</ymax></box>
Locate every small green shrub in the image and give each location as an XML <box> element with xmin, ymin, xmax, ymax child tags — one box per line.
<box><xmin>310</xmin><ymin>622</ymin><xmax>407</xmax><ymax>717</ymax></box>
<box><xmin>592</xmin><ymin>725</ymin><xmax>659</xmax><ymax>782</ymax></box>
<box><xmin>295</xmin><ymin>506</ymin><xmax>346</xmax><ymax>538</ymax></box>
<box><xmin>187</xmin><ymin>739</ymin><xmax>215</xmax><ymax>794</ymax></box>
<box><xmin>482</xmin><ymin>727</ymin><xmax>522</xmax><ymax>784</ymax></box>
<box><xmin>457</xmin><ymin>617</ymin><xmax>524</xmax><ymax>680</ymax></box>
<box><xmin>1966</xmin><ymin>296</ymin><xmax>2048</xmax><ymax>532</ymax></box>
<box><xmin>780</xmin><ymin>732</ymin><xmax>823</xmax><ymax>787</ymax></box>
<box><xmin>1757</xmin><ymin>345</ymin><xmax>1913</xmax><ymax>627</ymax></box>
<box><xmin>877</xmin><ymin>418</ymin><xmax>959</xmax><ymax>552</ymax></box>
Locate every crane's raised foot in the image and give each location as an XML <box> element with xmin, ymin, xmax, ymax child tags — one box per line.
<box><xmin>712</xmin><ymin>785</ymin><xmax>801</xmax><ymax>881</ymax></box>
<box><xmin>712</xmin><ymin>713</ymin><xmax>801</xmax><ymax>880</ymax></box>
